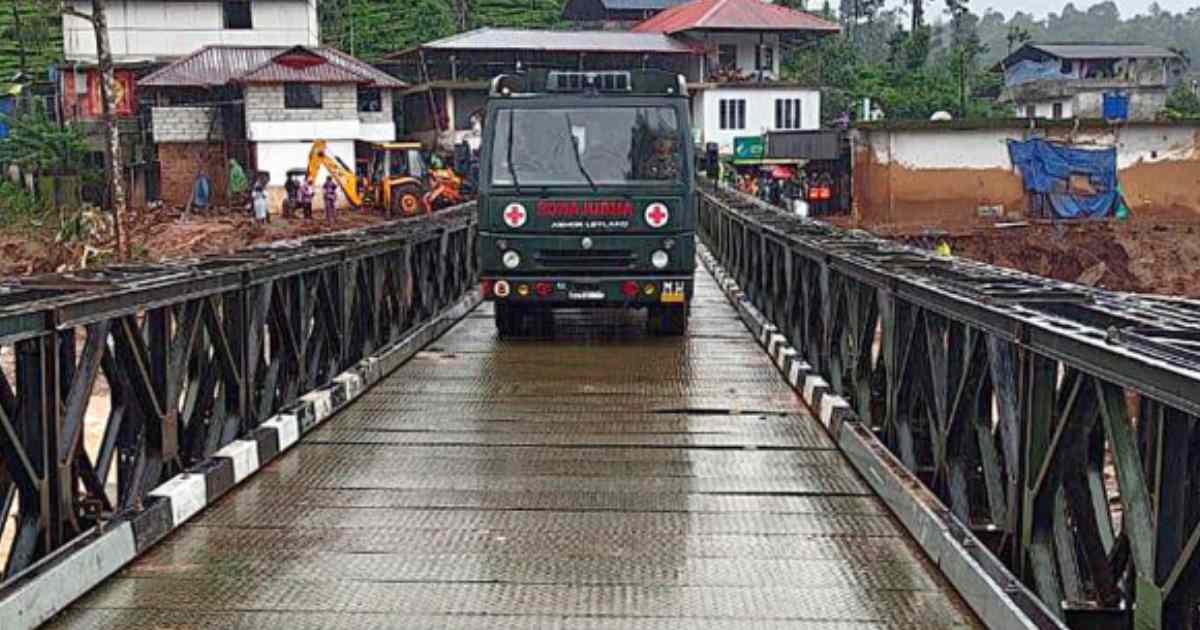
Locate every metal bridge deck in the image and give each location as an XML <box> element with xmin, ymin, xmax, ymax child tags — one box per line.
<box><xmin>47</xmin><ymin>268</ymin><xmax>981</xmax><ymax>629</ymax></box>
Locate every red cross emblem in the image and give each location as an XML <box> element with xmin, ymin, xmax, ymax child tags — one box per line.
<box><xmin>503</xmin><ymin>203</ymin><xmax>527</xmax><ymax>228</ymax></box>
<box><xmin>645</xmin><ymin>202</ymin><xmax>669</xmax><ymax>228</ymax></box>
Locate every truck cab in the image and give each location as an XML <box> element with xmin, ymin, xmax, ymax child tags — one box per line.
<box><xmin>478</xmin><ymin>69</ymin><xmax>696</xmax><ymax>336</ymax></box>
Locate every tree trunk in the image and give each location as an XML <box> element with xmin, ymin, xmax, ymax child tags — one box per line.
<box><xmin>911</xmin><ymin>0</ymin><xmax>923</xmax><ymax>33</ymax></box>
<box><xmin>454</xmin><ymin>0</ymin><xmax>470</xmax><ymax>30</ymax></box>
<box><xmin>90</xmin><ymin>0</ymin><xmax>128</xmax><ymax>259</ymax></box>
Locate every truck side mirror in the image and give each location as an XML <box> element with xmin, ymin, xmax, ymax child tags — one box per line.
<box><xmin>704</xmin><ymin>143</ymin><xmax>719</xmax><ymax>180</ymax></box>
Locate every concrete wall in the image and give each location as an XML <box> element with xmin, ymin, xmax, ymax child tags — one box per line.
<box><xmin>697</xmin><ymin>86</ymin><xmax>821</xmax><ymax>155</ymax></box>
<box><xmin>255</xmin><ymin>139</ymin><xmax>354</xmax><ymax>188</ymax></box>
<box><xmin>151</xmin><ymin>107</ymin><xmax>222</xmax><ymax>142</ymax></box>
<box><xmin>852</xmin><ymin>122</ymin><xmax>1200</xmax><ymax>227</ymax></box>
<box><xmin>1019</xmin><ymin>90</ymin><xmax>1168</xmax><ymax>121</ymax></box>
<box><xmin>64</xmin><ymin>0</ymin><xmax>318</xmax><ymax>62</ymax></box>
<box><xmin>244</xmin><ymin>85</ymin><xmax>394</xmax><ymax>136</ymax></box>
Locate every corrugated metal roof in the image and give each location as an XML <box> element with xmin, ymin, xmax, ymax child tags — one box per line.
<box><xmin>1031</xmin><ymin>43</ymin><xmax>1182</xmax><ymax>60</ymax></box>
<box><xmin>415</xmin><ymin>28</ymin><xmax>695</xmax><ymax>54</ymax></box>
<box><xmin>632</xmin><ymin>0</ymin><xmax>840</xmax><ymax>34</ymax></box>
<box><xmin>140</xmin><ymin>45</ymin><xmax>404</xmax><ymax>88</ymax></box>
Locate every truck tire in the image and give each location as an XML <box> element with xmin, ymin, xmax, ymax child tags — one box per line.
<box><xmin>495</xmin><ymin>303</ymin><xmax>521</xmax><ymax>337</ymax></box>
<box><xmin>391</xmin><ymin>184</ymin><xmax>423</xmax><ymax>217</ymax></box>
<box><xmin>647</xmin><ymin>304</ymin><xmax>688</xmax><ymax>336</ymax></box>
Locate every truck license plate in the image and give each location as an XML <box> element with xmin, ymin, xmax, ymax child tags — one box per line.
<box><xmin>568</xmin><ymin>291</ymin><xmax>605</xmax><ymax>300</ymax></box>
<box><xmin>660</xmin><ymin>281</ymin><xmax>685</xmax><ymax>303</ymax></box>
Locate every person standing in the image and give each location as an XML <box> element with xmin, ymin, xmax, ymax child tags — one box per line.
<box><xmin>322</xmin><ymin>175</ymin><xmax>338</xmax><ymax>223</ymax></box>
<box><xmin>300</xmin><ymin>178</ymin><xmax>314</xmax><ymax>220</ymax></box>
<box><xmin>283</xmin><ymin>174</ymin><xmax>298</xmax><ymax>219</ymax></box>
<box><xmin>251</xmin><ymin>181</ymin><xmax>268</xmax><ymax>225</ymax></box>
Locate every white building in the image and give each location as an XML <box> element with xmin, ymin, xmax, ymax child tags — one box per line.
<box><xmin>632</xmin><ymin>0</ymin><xmax>837</xmax><ymax>154</ymax></box>
<box><xmin>63</xmin><ymin>0</ymin><xmax>319</xmax><ymax>63</ymax></box>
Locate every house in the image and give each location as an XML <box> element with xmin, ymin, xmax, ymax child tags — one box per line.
<box><xmin>57</xmin><ymin>0</ymin><xmax>320</xmax><ymax>204</ymax></box>
<box><xmin>63</xmin><ymin>0</ymin><xmax>319</xmax><ymax>64</ymax></box>
<box><xmin>994</xmin><ymin>43</ymin><xmax>1187</xmax><ymax>121</ymax></box>
<box><xmin>389</xmin><ymin>0</ymin><xmax>839</xmax><ymax>157</ymax></box>
<box><xmin>382</xmin><ymin>28</ymin><xmax>697</xmax><ymax>152</ymax></box>
<box><xmin>561</xmin><ymin>0</ymin><xmax>690</xmax><ymax>29</ymax></box>
<box><xmin>140</xmin><ymin>45</ymin><xmax>403</xmax><ymax>206</ymax></box>
<box><xmin>632</xmin><ymin>0</ymin><xmax>839</xmax><ymax>153</ymax></box>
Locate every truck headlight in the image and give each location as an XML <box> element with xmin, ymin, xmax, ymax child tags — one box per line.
<box><xmin>502</xmin><ymin>250</ymin><xmax>521</xmax><ymax>269</ymax></box>
<box><xmin>651</xmin><ymin>250</ymin><xmax>669</xmax><ymax>269</ymax></box>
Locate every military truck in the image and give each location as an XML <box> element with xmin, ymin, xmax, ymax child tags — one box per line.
<box><xmin>477</xmin><ymin>69</ymin><xmax>695</xmax><ymax>336</ymax></box>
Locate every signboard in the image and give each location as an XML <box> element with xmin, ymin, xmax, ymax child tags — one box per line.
<box><xmin>733</xmin><ymin>136</ymin><xmax>764</xmax><ymax>161</ymax></box>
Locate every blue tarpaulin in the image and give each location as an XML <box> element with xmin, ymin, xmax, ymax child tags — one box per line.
<box><xmin>1007</xmin><ymin>138</ymin><xmax>1118</xmax><ymax>219</ymax></box>
<box><xmin>0</xmin><ymin>97</ymin><xmax>13</xmax><ymax>139</ymax></box>
<box><xmin>1004</xmin><ymin>59</ymin><xmax>1070</xmax><ymax>86</ymax></box>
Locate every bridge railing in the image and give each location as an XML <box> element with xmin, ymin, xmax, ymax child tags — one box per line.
<box><xmin>699</xmin><ymin>186</ymin><xmax>1200</xmax><ymax>630</ymax></box>
<box><xmin>0</xmin><ymin>205</ymin><xmax>478</xmax><ymax>585</ymax></box>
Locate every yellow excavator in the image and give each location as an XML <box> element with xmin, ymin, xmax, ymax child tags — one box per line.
<box><xmin>306</xmin><ymin>139</ymin><xmax>433</xmax><ymax>216</ymax></box>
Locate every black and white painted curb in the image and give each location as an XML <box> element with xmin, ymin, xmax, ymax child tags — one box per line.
<box><xmin>0</xmin><ymin>290</ymin><xmax>482</xmax><ymax>630</ymax></box>
<box><xmin>698</xmin><ymin>245</ymin><xmax>1064</xmax><ymax>630</ymax></box>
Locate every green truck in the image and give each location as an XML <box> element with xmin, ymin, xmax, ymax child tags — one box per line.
<box><xmin>478</xmin><ymin>69</ymin><xmax>696</xmax><ymax>336</ymax></box>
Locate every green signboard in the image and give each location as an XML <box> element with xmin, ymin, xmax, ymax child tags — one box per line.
<box><xmin>733</xmin><ymin>136</ymin><xmax>763</xmax><ymax>161</ymax></box>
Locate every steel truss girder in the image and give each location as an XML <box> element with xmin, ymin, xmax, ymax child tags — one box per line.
<box><xmin>698</xmin><ymin>186</ymin><xmax>1200</xmax><ymax>630</ymax></box>
<box><xmin>0</xmin><ymin>205</ymin><xmax>479</xmax><ymax>585</ymax></box>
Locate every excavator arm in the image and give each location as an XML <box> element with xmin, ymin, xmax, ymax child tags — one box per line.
<box><xmin>306</xmin><ymin>140</ymin><xmax>364</xmax><ymax>207</ymax></box>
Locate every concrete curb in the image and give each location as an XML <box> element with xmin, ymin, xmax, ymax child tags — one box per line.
<box><xmin>0</xmin><ymin>290</ymin><xmax>482</xmax><ymax>630</ymax></box>
<box><xmin>697</xmin><ymin>245</ymin><xmax>1064</xmax><ymax>630</ymax></box>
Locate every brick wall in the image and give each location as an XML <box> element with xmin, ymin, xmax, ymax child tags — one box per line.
<box><xmin>245</xmin><ymin>84</ymin><xmax>358</xmax><ymax>122</ymax></box>
<box><xmin>158</xmin><ymin>142</ymin><xmax>231</xmax><ymax>209</ymax></box>
<box><xmin>152</xmin><ymin>107</ymin><xmax>223</xmax><ymax>143</ymax></box>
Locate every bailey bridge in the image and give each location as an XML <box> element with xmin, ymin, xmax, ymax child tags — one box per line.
<box><xmin>1</xmin><ymin>188</ymin><xmax>1199</xmax><ymax>630</ymax></box>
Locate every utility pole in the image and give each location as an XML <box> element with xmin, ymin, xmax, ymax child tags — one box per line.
<box><xmin>13</xmin><ymin>1</ymin><xmax>28</xmax><ymax>76</ymax></box>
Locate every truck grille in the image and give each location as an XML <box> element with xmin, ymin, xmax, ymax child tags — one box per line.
<box><xmin>534</xmin><ymin>249</ymin><xmax>637</xmax><ymax>269</ymax></box>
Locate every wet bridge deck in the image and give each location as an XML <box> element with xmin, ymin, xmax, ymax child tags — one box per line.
<box><xmin>49</xmin><ymin>268</ymin><xmax>980</xmax><ymax>629</ymax></box>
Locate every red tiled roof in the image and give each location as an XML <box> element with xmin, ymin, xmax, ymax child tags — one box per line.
<box><xmin>631</xmin><ymin>0</ymin><xmax>840</xmax><ymax>34</ymax></box>
<box><xmin>140</xmin><ymin>45</ymin><xmax>404</xmax><ymax>88</ymax></box>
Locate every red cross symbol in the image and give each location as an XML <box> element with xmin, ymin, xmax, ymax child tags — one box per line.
<box><xmin>645</xmin><ymin>203</ymin><xmax>669</xmax><ymax>228</ymax></box>
<box><xmin>503</xmin><ymin>203</ymin><xmax>527</xmax><ymax>228</ymax></box>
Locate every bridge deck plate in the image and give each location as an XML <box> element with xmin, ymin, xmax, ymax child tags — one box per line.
<box><xmin>47</xmin><ymin>268</ymin><xmax>981</xmax><ymax>629</ymax></box>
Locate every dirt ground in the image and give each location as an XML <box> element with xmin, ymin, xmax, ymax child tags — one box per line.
<box><xmin>861</xmin><ymin>217</ymin><xmax>1200</xmax><ymax>297</ymax></box>
<box><xmin>0</xmin><ymin>205</ymin><xmax>391</xmax><ymax>277</ymax></box>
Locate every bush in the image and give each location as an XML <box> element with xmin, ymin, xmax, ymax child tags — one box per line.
<box><xmin>0</xmin><ymin>179</ymin><xmax>48</xmax><ymax>227</ymax></box>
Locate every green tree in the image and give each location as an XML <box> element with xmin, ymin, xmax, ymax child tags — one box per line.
<box><xmin>1165</xmin><ymin>83</ymin><xmax>1200</xmax><ymax>118</ymax></box>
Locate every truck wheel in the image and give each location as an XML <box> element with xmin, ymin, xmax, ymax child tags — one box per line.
<box><xmin>391</xmin><ymin>185</ymin><xmax>423</xmax><ymax>217</ymax></box>
<box><xmin>647</xmin><ymin>304</ymin><xmax>688</xmax><ymax>336</ymax></box>
<box><xmin>495</xmin><ymin>303</ymin><xmax>521</xmax><ymax>337</ymax></box>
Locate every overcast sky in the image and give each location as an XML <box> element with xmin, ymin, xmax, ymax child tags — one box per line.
<box><xmin>969</xmin><ymin>0</ymin><xmax>1193</xmax><ymax>19</ymax></box>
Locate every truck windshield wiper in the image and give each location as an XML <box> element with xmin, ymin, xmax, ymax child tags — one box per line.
<box><xmin>563</xmin><ymin>113</ymin><xmax>597</xmax><ymax>192</ymax></box>
<box><xmin>506</xmin><ymin>110</ymin><xmax>521</xmax><ymax>194</ymax></box>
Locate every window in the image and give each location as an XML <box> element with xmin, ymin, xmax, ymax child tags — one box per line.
<box><xmin>358</xmin><ymin>87</ymin><xmax>382</xmax><ymax>113</ymax></box>
<box><xmin>718</xmin><ymin>98</ymin><xmax>745</xmax><ymax>130</ymax></box>
<box><xmin>1052</xmin><ymin>102</ymin><xmax>1064</xmax><ymax>119</ymax></box>
<box><xmin>490</xmin><ymin>107</ymin><xmax>684</xmax><ymax>186</ymax></box>
<box><xmin>775</xmin><ymin>98</ymin><xmax>802</xmax><ymax>129</ymax></box>
<box><xmin>284</xmin><ymin>83</ymin><xmax>322</xmax><ymax>109</ymax></box>
<box><xmin>717</xmin><ymin>45</ymin><xmax>737</xmax><ymax>70</ymax></box>
<box><xmin>222</xmin><ymin>1</ymin><xmax>252</xmax><ymax>29</ymax></box>
<box><xmin>1025</xmin><ymin>104</ymin><xmax>1036</xmax><ymax>119</ymax></box>
<box><xmin>756</xmin><ymin>46</ymin><xmax>774</xmax><ymax>72</ymax></box>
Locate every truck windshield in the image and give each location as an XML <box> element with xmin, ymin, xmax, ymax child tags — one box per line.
<box><xmin>491</xmin><ymin>107</ymin><xmax>683</xmax><ymax>187</ymax></box>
